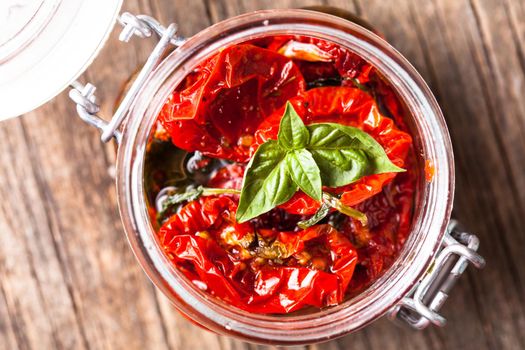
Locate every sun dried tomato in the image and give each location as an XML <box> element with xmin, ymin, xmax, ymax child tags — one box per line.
<box><xmin>158</xmin><ymin>44</ymin><xmax>306</xmax><ymax>162</ymax></box>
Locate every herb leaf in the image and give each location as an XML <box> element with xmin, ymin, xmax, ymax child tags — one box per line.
<box><xmin>278</xmin><ymin>102</ymin><xmax>309</xmax><ymax>150</ymax></box>
<box><xmin>236</xmin><ymin>140</ymin><xmax>298</xmax><ymax>223</ymax></box>
<box><xmin>287</xmin><ymin>149</ymin><xmax>322</xmax><ymax>201</ymax></box>
<box><xmin>163</xmin><ymin>186</ymin><xmax>204</xmax><ymax>209</ymax></box>
<box><xmin>308</xmin><ymin>123</ymin><xmax>403</xmax><ymax>187</ymax></box>
<box><xmin>330</xmin><ymin>123</ymin><xmax>404</xmax><ymax>174</ymax></box>
<box><xmin>156</xmin><ymin>186</ymin><xmax>241</xmax><ymax>224</ymax></box>
<box><xmin>156</xmin><ymin>186</ymin><xmax>204</xmax><ymax>224</ymax></box>
<box><xmin>308</xmin><ymin>124</ymin><xmax>369</xmax><ymax>187</ymax></box>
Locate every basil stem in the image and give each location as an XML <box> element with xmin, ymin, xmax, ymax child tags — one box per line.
<box><xmin>201</xmin><ymin>188</ymin><xmax>241</xmax><ymax>196</ymax></box>
<box><xmin>297</xmin><ymin>202</ymin><xmax>331</xmax><ymax>229</ymax></box>
<box><xmin>350</xmin><ymin>78</ymin><xmax>369</xmax><ymax>91</ymax></box>
<box><xmin>322</xmin><ymin>192</ymin><xmax>368</xmax><ymax>226</ymax></box>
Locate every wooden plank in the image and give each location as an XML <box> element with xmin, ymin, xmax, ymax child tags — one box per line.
<box><xmin>0</xmin><ymin>1</ymin><xmax>179</xmax><ymax>348</ymax></box>
<box><xmin>0</xmin><ymin>281</ymin><xmax>18</xmax><ymax>350</ymax></box>
<box><xmin>466</xmin><ymin>0</ymin><xmax>525</xmax><ymax>304</ymax></box>
<box><xmin>415</xmin><ymin>1</ymin><xmax>525</xmax><ymax>348</ymax></box>
<box><xmin>0</xmin><ymin>118</ymin><xmax>89</xmax><ymax>350</ymax></box>
<box><xmin>13</xmin><ymin>101</ymin><xmax>171</xmax><ymax>350</ymax></box>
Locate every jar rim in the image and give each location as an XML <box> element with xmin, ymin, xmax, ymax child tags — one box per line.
<box><xmin>116</xmin><ymin>9</ymin><xmax>454</xmax><ymax>345</ymax></box>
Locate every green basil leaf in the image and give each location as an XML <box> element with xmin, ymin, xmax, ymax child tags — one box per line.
<box><xmin>309</xmin><ymin>148</ymin><xmax>369</xmax><ymax>187</ymax></box>
<box><xmin>278</xmin><ymin>102</ymin><xmax>309</xmax><ymax>150</ymax></box>
<box><xmin>297</xmin><ymin>202</ymin><xmax>330</xmax><ymax>229</ymax></box>
<box><xmin>156</xmin><ymin>186</ymin><xmax>204</xmax><ymax>224</ymax></box>
<box><xmin>307</xmin><ymin>123</ymin><xmax>403</xmax><ymax>187</ymax></box>
<box><xmin>328</xmin><ymin>123</ymin><xmax>404</xmax><ymax>173</ymax></box>
<box><xmin>236</xmin><ymin>140</ymin><xmax>297</xmax><ymax>223</ymax></box>
<box><xmin>163</xmin><ymin>186</ymin><xmax>204</xmax><ymax>209</ymax></box>
<box><xmin>307</xmin><ymin>124</ymin><xmax>370</xmax><ymax>187</ymax></box>
<box><xmin>286</xmin><ymin>149</ymin><xmax>322</xmax><ymax>201</ymax></box>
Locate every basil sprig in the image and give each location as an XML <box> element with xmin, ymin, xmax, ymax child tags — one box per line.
<box><xmin>236</xmin><ymin>102</ymin><xmax>404</xmax><ymax>223</ymax></box>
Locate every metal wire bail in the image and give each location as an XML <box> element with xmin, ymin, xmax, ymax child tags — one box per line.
<box><xmin>388</xmin><ymin>219</ymin><xmax>486</xmax><ymax>329</ymax></box>
<box><xmin>69</xmin><ymin>13</ymin><xmax>184</xmax><ymax>143</ymax></box>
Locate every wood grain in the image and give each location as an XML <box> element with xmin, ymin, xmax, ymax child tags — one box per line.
<box><xmin>1</xmin><ymin>0</ymin><xmax>524</xmax><ymax>349</ymax></box>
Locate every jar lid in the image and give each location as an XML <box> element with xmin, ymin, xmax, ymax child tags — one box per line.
<box><xmin>0</xmin><ymin>0</ymin><xmax>123</xmax><ymax>120</ymax></box>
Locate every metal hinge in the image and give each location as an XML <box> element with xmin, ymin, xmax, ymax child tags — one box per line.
<box><xmin>388</xmin><ymin>219</ymin><xmax>486</xmax><ymax>329</ymax></box>
<box><xmin>68</xmin><ymin>13</ymin><xmax>184</xmax><ymax>143</ymax></box>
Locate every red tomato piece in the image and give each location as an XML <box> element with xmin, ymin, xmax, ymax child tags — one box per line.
<box><xmin>292</xmin><ymin>36</ymin><xmax>373</xmax><ymax>83</ymax></box>
<box><xmin>207</xmin><ymin>163</ymin><xmax>245</xmax><ymax>190</ymax></box>
<box><xmin>253</xmin><ymin>35</ymin><xmax>372</xmax><ymax>83</ymax></box>
<box><xmin>158</xmin><ymin>44</ymin><xmax>306</xmax><ymax>162</ymax></box>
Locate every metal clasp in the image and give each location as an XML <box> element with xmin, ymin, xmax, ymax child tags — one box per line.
<box><xmin>389</xmin><ymin>219</ymin><xmax>486</xmax><ymax>329</ymax></box>
<box><xmin>68</xmin><ymin>13</ymin><xmax>184</xmax><ymax>143</ymax></box>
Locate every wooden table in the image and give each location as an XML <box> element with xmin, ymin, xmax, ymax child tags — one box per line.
<box><xmin>1</xmin><ymin>0</ymin><xmax>524</xmax><ymax>349</ymax></box>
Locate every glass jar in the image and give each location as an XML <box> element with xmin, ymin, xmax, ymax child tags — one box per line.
<box><xmin>100</xmin><ymin>9</ymin><xmax>485</xmax><ymax>345</ymax></box>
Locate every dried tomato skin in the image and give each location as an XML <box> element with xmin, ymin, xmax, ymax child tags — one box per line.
<box><xmin>299</xmin><ymin>36</ymin><xmax>373</xmax><ymax>83</ymax></box>
<box><xmin>254</xmin><ymin>86</ymin><xmax>412</xmax><ymax>215</ymax></box>
<box><xmin>251</xmin><ymin>35</ymin><xmax>373</xmax><ymax>83</ymax></box>
<box><xmin>159</xmin><ymin>197</ymin><xmax>357</xmax><ymax>314</ymax></box>
<box><xmin>158</xmin><ymin>44</ymin><xmax>306</xmax><ymax>162</ymax></box>
<box><xmin>207</xmin><ymin>163</ymin><xmax>245</xmax><ymax>190</ymax></box>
